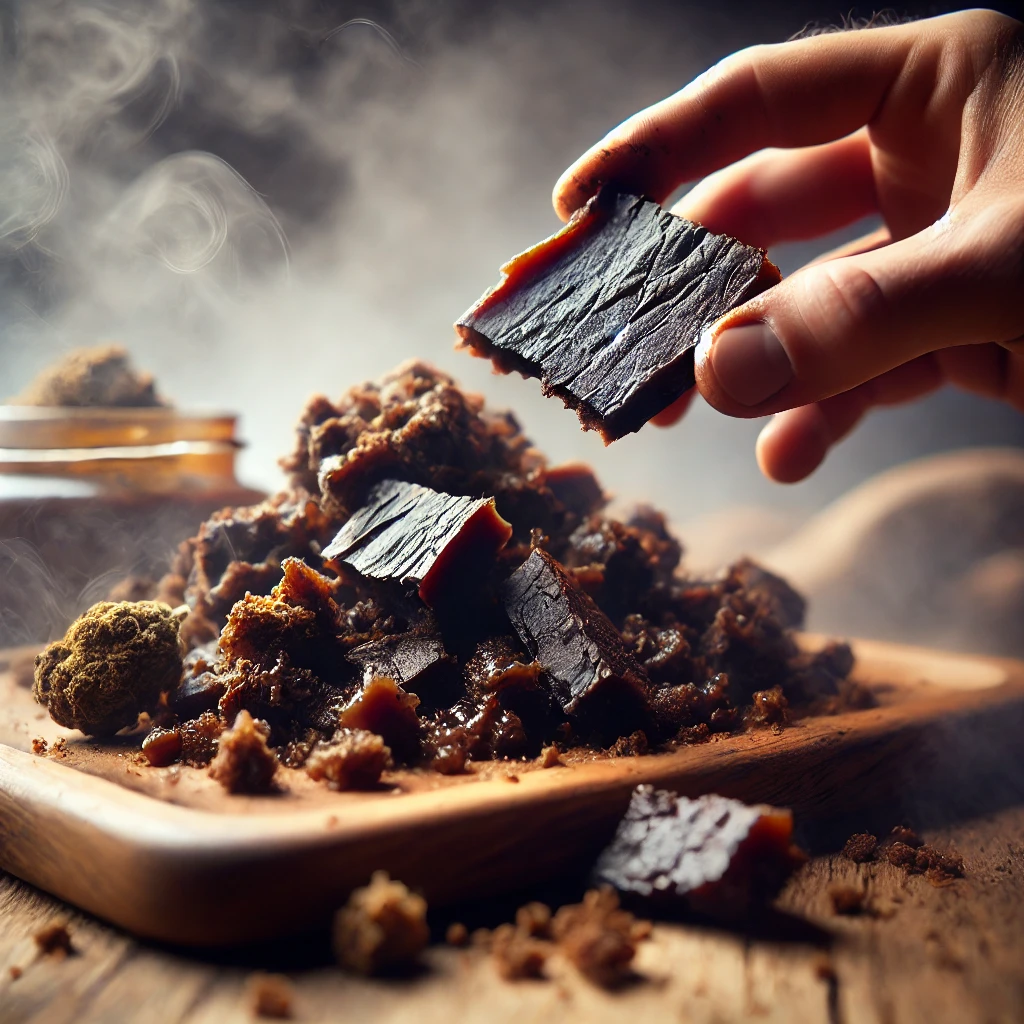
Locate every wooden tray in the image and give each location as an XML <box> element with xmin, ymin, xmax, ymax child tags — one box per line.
<box><xmin>1</xmin><ymin>636</ymin><xmax>1022</xmax><ymax>946</ymax></box>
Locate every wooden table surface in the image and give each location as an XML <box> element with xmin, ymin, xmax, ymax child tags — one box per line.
<box><xmin>2</xmin><ymin>797</ymin><xmax>1022</xmax><ymax>1024</ymax></box>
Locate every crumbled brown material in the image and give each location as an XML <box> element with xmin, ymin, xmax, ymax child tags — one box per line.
<box><xmin>593</xmin><ymin>786</ymin><xmax>806</xmax><ymax>919</ymax></box>
<box><xmin>179</xmin><ymin>711</ymin><xmax>224</xmax><ymax>766</ymax></box>
<box><xmin>842</xmin><ymin>833</ymin><xmax>879</xmax><ymax>863</ymax></box>
<box><xmin>333</xmin><ymin>872</ymin><xmax>429</xmax><ymax>975</ymax></box>
<box><xmin>491</xmin><ymin>922</ymin><xmax>550</xmax><ymax>980</ymax></box>
<box><xmin>32</xmin><ymin>601</ymin><xmax>183</xmax><ymax>736</ymax></box>
<box><xmin>208</xmin><ymin>710</ymin><xmax>279</xmax><ymax>794</ymax></box>
<box><xmin>304</xmin><ymin>729</ymin><xmax>391</xmax><ymax>791</ymax></box>
<box><xmin>11</xmin><ymin>345</ymin><xmax>167</xmax><ymax>407</ymax></box>
<box><xmin>31</xmin><ymin>737</ymin><xmax>47</xmax><ymax>756</ymax></box>
<box><xmin>446</xmin><ymin>922</ymin><xmax>469</xmax><ymax>947</ymax></box>
<box><xmin>144</xmin><ymin>361</ymin><xmax>860</xmax><ymax>780</ymax></box>
<box><xmin>9</xmin><ymin>965</ymin><xmax>22</xmax><ymax>980</ymax></box>
<box><xmin>551</xmin><ymin>888</ymin><xmax>645</xmax><ymax>988</ymax></box>
<box><xmin>33</xmin><ymin>920</ymin><xmax>73</xmax><ymax>957</ymax></box>
<box><xmin>246</xmin><ymin>973</ymin><xmax>294</xmax><ymax>1019</ymax></box>
<box><xmin>842</xmin><ymin>827</ymin><xmax>964</xmax><ymax>885</ymax></box>
<box><xmin>477</xmin><ymin>891</ymin><xmax>647</xmax><ymax>987</ymax></box>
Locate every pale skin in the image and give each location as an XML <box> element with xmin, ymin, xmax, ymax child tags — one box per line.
<box><xmin>553</xmin><ymin>9</ymin><xmax>1024</xmax><ymax>482</ymax></box>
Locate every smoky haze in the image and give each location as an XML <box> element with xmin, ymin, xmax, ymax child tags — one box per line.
<box><xmin>1</xmin><ymin>0</ymin><xmax>1022</xmax><ymax>531</ymax></box>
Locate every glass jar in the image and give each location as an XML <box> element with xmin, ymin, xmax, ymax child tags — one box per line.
<box><xmin>0</xmin><ymin>406</ymin><xmax>265</xmax><ymax>647</ymax></box>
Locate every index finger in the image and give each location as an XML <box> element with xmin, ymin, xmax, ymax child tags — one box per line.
<box><xmin>552</xmin><ymin>18</ymin><xmax>927</xmax><ymax>220</ymax></box>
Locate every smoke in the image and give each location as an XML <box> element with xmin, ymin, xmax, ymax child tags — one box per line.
<box><xmin>0</xmin><ymin>0</ymin><xmax>1022</xmax><ymax>561</ymax></box>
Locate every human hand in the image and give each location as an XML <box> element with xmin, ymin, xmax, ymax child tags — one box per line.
<box><xmin>553</xmin><ymin>10</ymin><xmax>1024</xmax><ymax>482</ymax></box>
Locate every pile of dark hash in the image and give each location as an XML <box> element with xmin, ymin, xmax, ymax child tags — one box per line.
<box><xmin>153</xmin><ymin>361</ymin><xmax>862</xmax><ymax>774</ymax></box>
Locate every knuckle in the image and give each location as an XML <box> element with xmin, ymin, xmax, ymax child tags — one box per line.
<box><xmin>798</xmin><ymin>262</ymin><xmax>887</xmax><ymax>341</ymax></box>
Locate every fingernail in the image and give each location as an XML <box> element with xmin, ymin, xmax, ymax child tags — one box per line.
<box><xmin>701</xmin><ymin>322</ymin><xmax>793</xmax><ymax>407</ymax></box>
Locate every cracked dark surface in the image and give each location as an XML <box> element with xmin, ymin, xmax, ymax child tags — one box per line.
<box><xmin>456</xmin><ymin>187</ymin><xmax>779</xmax><ymax>441</ymax></box>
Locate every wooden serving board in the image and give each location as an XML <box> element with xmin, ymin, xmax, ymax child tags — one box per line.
<box><xmin>1</xmin><ymin>637</ymin><xmax>1022</xmax><ymax>947</ymax></box>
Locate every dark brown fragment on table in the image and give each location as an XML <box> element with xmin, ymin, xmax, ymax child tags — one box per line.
<box><xmin>842</xmin><ymin>833</ymin><xmax>879</xmax><ymax>863</ymax></box>
<box><xmin>882</xmin><ymin>825</ymin><xmax>924</xmax><ymax>850</ymax></box>
<box><xmin>333</xmin><ymin>872</ymin><xmax>429</xmax><ymax>975</ymax></box>
<box><xmin>322</xmin><ymin>478</ymin><xmax>512</xmax><ymax>607</ymax></box>
<box><xmin>446</xmin><ymin>922</ymin><xmax>469</xmax><ymax>947</ymax></box>
<box><xmin>503</xmin><ymin>548</ymin><xmax>650</xmax><ymax>715</ymax></box>
<box><xmin>829</xmin><ymin>884</ymin><xmax>866</xmax><ymax>915</ymax></box>
<box><xmin>34</xmin><ymin>920</ymin><xmax>73</xmax><ymax>957</ymax></box>
<box><xmin>31</xmin><ymin>737</ymin><xmax>47</xmax><ymax>756</ymax></box>
<box><xmin>304</xmin><ymin>729</ymin><xmax>391</xmax><ymax>791</ymax></box>
<box><xmin>9</xmin><ymin>965</ymin><xmax>22</xmax><ymax>980</ymax></box>
<box><xmin>142</xmin><ymin>726</ymin><xmax>182</xmax><ymax>767</ymax></box>
<box><xmin>885</xmin><ymin>841</ymin><xmax>964</xmax><ymax>883</ymax></box>
<box><xmin>208</xmin><ymin>710</ymin><xmax>279</xmax><ymax>794</ymax></box>
<box><xmin>455</xmin><ymin>187</ymin><xmax>780</xmax><ymax>442</ymax></box>
<box><xmin>592</xmin><ymin>785</ymin><xmax>805</xmax><ymax>919</ymax></box>
<box><xmin>551</xmin><ymin>887</ymin><xmax>646</xmax><ymax>988</ymax></box>
<box><xmin>246</xmin><ymin>973</ymin><xmax>294</xmax><ymax>1019</ymax></box>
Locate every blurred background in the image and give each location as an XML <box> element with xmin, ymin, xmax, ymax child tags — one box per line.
<box><xmin>1</xmin><ymin>0</ymin><xmax>1023</xmax><ymax>648</ymax></box>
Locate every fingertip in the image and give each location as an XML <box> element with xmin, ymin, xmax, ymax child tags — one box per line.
<box><xmin>755</xmin><ymin>407</ymin><xmax>830</xmax><ymax>483</ymax></box>
<box><xmin>650</xmin><ymin>388</ymin><xmax>696</xmax><ymax>427</ymax></box>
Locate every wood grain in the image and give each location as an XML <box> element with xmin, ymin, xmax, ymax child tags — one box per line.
<box><xmin>1</xmin><ymin>637</ymin><xmax>1023</xmax><ymax>947</ymax></box>
<box><xmin>2</xmin><ymin>805</ymin><xmax>1023</xmax><ymax>1023</ymax></box>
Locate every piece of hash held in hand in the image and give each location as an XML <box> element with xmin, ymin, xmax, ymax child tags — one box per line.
<box><xmin>592</xmin><ymin>785</ymin><xmax>806</xmax><ymax>919</ymax></box>
<box><xmin>455</xmin><ymin>186</ymin><xmax>780</xmax><ymax>442</ymax></box>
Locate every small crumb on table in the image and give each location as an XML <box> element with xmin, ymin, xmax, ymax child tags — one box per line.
<box><xmin>333</xmin><ymin>872</ymin><xmax>429</xmax><ymax>975</ymax></box>
<box><xmin>246</xmin><ymin>972</ymin><xmax>294</xmax><ymax>1019</ymax></box>
<box><xmin>34</xmin><ymin>920</ymin><xmax>73</xmax><ymax>957</ymax></box>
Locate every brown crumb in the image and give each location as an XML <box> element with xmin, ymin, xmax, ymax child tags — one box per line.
<box><xmin>883</xmin><ymin>825</ymin><xmax>923</xmax><ymax>849</ymax></box>
<box><xmin>515</xmin><ymin>901</ymin><xmax>552</xmax><ymax>938</ymax></box>
<box><xmin>33</xmin><ymin>920</ymin><xmax>73</xmax><ymax>957</ymax></box>
<box><xmin>446</xmin><ymin>922</ymin><xmax>469</xmax><ymax>947</ymax></box>
<box><xmin>304</xmin><ymin>729</ymin><xmax>391</xmax><ymax>791</ymax></box>
<box><xmin>506</xmin><ymin>773</ymin><xmax>520</xmax><ymax>783</ymax></box>
<box><xmin>552</xmin><ymin>887</ymin><xmax>647</xmax><ymax>988</ymax></box>
<box><xmin>885</xmin><ymin>841</ymin><xmax>919</xmax><ymax>870</ymax></box>
<box><xmin>842</xmin><ymin>833</ymin><xmax>878</xmax><ymax>863</ymax></box>
<box><xmin>491</xmin><ymin>922</ymin><xmax>549</xmax><ymax>980</ymax></box>
<box><xmin>49</xmin><ymin>736</ymin><xmax>68</xmax><ymax>758</ymax></box>
<box><xmin>813</xmin><ymin>954</ymin><xmax>836</xmax><ymax>982</ymax></box>
<box><xmin>9</xmin><ymin>965</ymin><xmax>23</xmax><ymax>980</ymax></box>
<box><xmin>208</xmin><ymin>710</ymin><xmax>279</xmax><ymax>794</ymax></box>
<box><xmin>333</xmin><ymin>871</ymin><xmax>429</xmax><ymax>975</ymax></box>
<box><xmin>538</xmin><ymin>744</ymin><xmax>563</xmax><ymax>768</ymax></box>
<box><xmin>246</xmin><ymin>973</ymin><xmax>294</xmax><ymax>1019</ymax></box>
<box><xmin>829</xmin><ymin>884</ymin><xmax>866</xmax><ymax>915</ymax></box>
<box><xmin>31</xmin><ymin>737</ymin><xmax>47</xmax><ymax>756</ymax></box>
<box><xmin>746</xmin><ymin>685</ymin><xmax>789</xmax><ymax>727</ymax></box>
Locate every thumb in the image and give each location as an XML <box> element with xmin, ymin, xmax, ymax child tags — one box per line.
<box><xmin>694</xmin><ymin>199</ymin><xmax>1024</xmax><ymax>417</ymax></box>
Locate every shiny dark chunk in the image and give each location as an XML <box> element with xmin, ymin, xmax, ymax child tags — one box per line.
<box><xmin>592</xmin><ymin>785</ymin><xmax>804</xmax><ymax>919</ymax></box>
<box><xmin>456</xmin><ymin>187</ymin><xmax>780</xmax><ymax>442</ymax></box>
<box><xmin>322</xmin><ymin>479</ymin><xmax>512</xmax><ymax>606</ymax></box>
<box><xmin>503</xmin><ymin>548</ymin><xmax>649</xmax><ymax>714</ymax></box>
<box><xmin>347</xmin><ymin>633</ymin><xmax>449</xmax><ymax>685</ymax></box>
